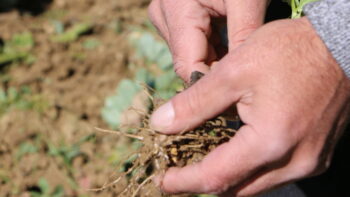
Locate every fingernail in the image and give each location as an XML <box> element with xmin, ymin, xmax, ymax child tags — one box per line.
<box><xmin>150</xmin><ymin>102</ymin><xmax>174</xmax><ymax>132</ymax></box>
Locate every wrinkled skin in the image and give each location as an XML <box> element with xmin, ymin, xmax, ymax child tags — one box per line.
<box><xmin>148</xmin><ymin>0</ymin><xmax>350</xmax><ymax>196</ymax></box>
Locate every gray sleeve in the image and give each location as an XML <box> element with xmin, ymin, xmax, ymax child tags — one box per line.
<box><xmin>304</xmin><ymin>0</ymin><xmax>350</xmax><ymax>78</ymax></box>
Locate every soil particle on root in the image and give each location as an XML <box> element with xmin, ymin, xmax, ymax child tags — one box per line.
<box><xmin>91</xmin><ymin>71</ymin><xmax>239</xmax><ymax>197</ymax></box>
<box><xmin>93</xmin><ymin>114</ymin><xmax>237</xmax><ymax>197</ymax></box>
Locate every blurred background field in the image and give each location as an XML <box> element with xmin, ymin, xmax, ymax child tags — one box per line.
<box><xmin>0</xmin><ymin>0</ymin><xmax>187</xmax><ymax>196</ymax></box>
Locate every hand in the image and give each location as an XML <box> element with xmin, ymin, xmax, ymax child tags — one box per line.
<box><xmin>150</xmin><ymin>17</ymin><xmax>350</xmax><ymax>196</ymax></box>
<box><xmin>148</xmin><ymin>0</ymin><xmax>269</xmax><ymax>83</ymax></box>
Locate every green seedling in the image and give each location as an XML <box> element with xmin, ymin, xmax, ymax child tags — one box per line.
<box><xmin>0</xmin><ymin>32</ymin><xmax>34</xmax><ymax>65</ymax></box>
<box><xmin>51</xmin><ymin>20</ymin><xmax>65</xmax><ymax>34</ymax></box>
<box><xmin>0</xmin><ymin>52</ymin><xmax>29</xmax><ymax>65</ymax></box>
<box><xmin>284</xmin><ymin>0</ymin><xmax>320</xmax><ymax>18</ymax></box>
<box><xmin>0</xmin><ymin>170</ymin><xmax>10</xmax><ymax>184</ymax></box>
<box><xmin>48</xmin><ymin>134</ymin><xmax>95</xmax><ymax>170</ymax></box>
<box><xmin>15</xmin><ymin>142</ymin><xmax>38</xmax><ymax>161</ymax></box>
<box><xmin>82</xmin><ymin>38</ymin><xmax>100</xmax><ymax>49</ymax></box>
<box><xmin>102</xmin><ymin>31</ymin><xmax>182</xmax><ymax>129</ymax></box>
<box><xmin>51</xmin><ymin>23</ymin><xmax>93</xmax><ymax>43</ymax></box>
<box><xmin>0</xmin><ymin>86</ymin><xmax>48</xmax><ymax>116</ymax></box>
<box><xmin>30</xmin><ymin>178</ymin><xmax>64</xmax><ymax>197</ymax></box>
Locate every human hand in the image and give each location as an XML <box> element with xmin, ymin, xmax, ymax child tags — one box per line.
<box><xmin>148</xmin><ymin>0</ymin><xmax>269</xmax><ymax>83</ymax></box>
<box><xmin>150</xmin><ymin>17</ymin><xmax>350</xmax><ymax>196</ymax></box>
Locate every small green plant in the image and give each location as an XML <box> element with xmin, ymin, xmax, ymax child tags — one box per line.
<box><xmin>0</xmin><ymin>170</ymin><xmax>10</xmax><ymax>184</ymax></box>
<box><xmin>101</xmin><ymin>30</ymin><xmax>182</xmax><ymax>129</ymax></box>
<box><xmin>30</xmin><ymin>178</ymin><xmax>64</xmax><ymax>197</ymax></box>
<box><xmin>0</xmin><ymin>32</ymin><xmax>34</xmax><ymax>65</ymax></box>
<box><xmin>15</xmin><ymin>142</ymin><xmax>38</xmax><ymax>160</ymax></box>
<box><xmin>82</xmin><ymin>38</ymin><xmax>100</xmax><ymax>49</ymax></box>
<box><xmin>0</xmin><ymin>86</ymin><xmax>48</xmax><ymax>116</ymax></box>
<box><xmin>283</xmin><ymin>0</ymin><xmax>319</xmax><ymax>18</ymax></box>
<box><xmin>51</xmin><ymin>23</ymin><xmax>93</xmax><ymax>43</ymax></box>
<box><xmin>48</xmin><ymin>134</ymin><xmax>95</xmax><ymax>171</ymax></box>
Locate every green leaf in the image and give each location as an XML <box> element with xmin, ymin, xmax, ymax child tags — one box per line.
<box><xmin>7</xmin><ymin>32</ymin><xmax>34</xmax><ymax>50</ymax></box>
<box><xmin>51</xmin><ymin>20</ymin><xmax>65</xmax><ymax>34</ymax></box>
<box><xmin>82</xmin><ymin>39</ymin><xmax>100</xmax><ymax>49</ymax></box>
<box><xmin>156</xmin><ymin>48</ymin><xmax>173</xmax><ymax>70</ymax></box>
<box><xmin>0</xmin><ymin>51</ymin><xmax>29</xmax><ymax>65</ymax></box>
<box><xmin>38</xmin><ymin>178</ymin><xmax>50</xmax><ymax>194</ymax></box>
<box><xmin>51</xmin><ymin>23</ymin><xmax>92</xmax><ymax>43</ymax></box>
<box><xmin>102</xmin><ymin>30</ymin><xmax>183</xmax><ymax>128</ymax></box>
<box><xmin>101</xmin><ymin>79</ymin><xmax>142</xmax><ymax>128</ymax></box>
<box><xmin>135</xmin><ymin>68</ymin><xmax>152</xmax><ymax>84</ymax></box>
<box><xmin>0</xmin><ymin>32</ymin><xmax>34</xmax><ymax>65</ymax></box>
<box><xmin>30</xmin><ymin>191</ymin><xmax>42</xmax><ymax>197</ymax></box>
<box><xmin>15</xmin><ymin>142</ymin><xmax>38</xmax><ymax>160</ymax></box>
<box><xmin>131</xmin><ymin>32</ymin><xmax>172</xmax><ymax>66</ymax></box>
<box><xmin>51</xmin><ymin>185</ymin><xmax>64</xmax><ymax>197</ymax></box>
<box><xmin>287</xmin><ymin>0</ymin><xmax>320</xmax><ymax>18</ymax></box>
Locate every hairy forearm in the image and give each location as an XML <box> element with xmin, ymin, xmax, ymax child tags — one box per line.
<box><xmin>304</xmin><ymin>0</ymin><xmax>350</xmax><ymax>78</ymax></box>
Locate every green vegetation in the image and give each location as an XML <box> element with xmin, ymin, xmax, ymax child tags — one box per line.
<box><xmin>30</xmin><ymin>178</ymin><xmax>64</xmax><ymax>197</ymax></box>
<box><xmin>82</xmin><ymin>38</ymin><xmax>100</xmax><ymax>50</ymax></box>
<box><xmin>0</xmin><ymin>86</ymin><xmax>48</xmax><ymax>116</ymax></box>
<box><xmin>283</xmin><ymin>0</ymin><xmax>320</xmax><ymax>18</ymax></box>
<box><xmin>48</xmin><ymin>134</ymin><xmax>95</xmax><ymax>171</ymax></box>
<box><xmin>15</xmin><ymin>142</ymin><xmax>38</xmax><ymax>160</ymax></box>
<box><xmin>0</xmin><ymin>32</ymin><xmax>34</xmax><ymax>65</ymax></box>
<box><xmin>101</xmin><ymin>30</ymin><xmax>182</xmax><ymax>129</ymax></box>
<box><xmin>51</xmin><ymin>23</ymin><xmax>93</xmax><ymax>43</ymax></box>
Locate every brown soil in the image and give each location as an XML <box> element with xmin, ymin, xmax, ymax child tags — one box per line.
<box><xmin>0</xmin><ymin>1</ymin><xmax>240</xmax><ymax>196</ymax></box>
<box><xmin>0</xmin><ymin>0</ymin><xmax>153</xmax><ymax>196</ymax></box>
<box><xmin>93</xmin><ymin>115</ymin><xmax>236</xmax><ymax>197</ymax></box>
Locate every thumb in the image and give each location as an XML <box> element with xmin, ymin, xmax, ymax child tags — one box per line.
<box><xmin>150</xmin><ymin>56</ymin><xmax>243</xmax><ymax>134</ymax></box>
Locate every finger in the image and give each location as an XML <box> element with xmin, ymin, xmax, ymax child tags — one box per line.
<box><xmin>233</xmin><ymin>140</ymin><xmax>326</xmax><ymax>197</ymax></box>
<box><xmin>150</xmin><ymin>55</ymin><xmax>242</xmax><ymax>134</ymax></box>
<box><xmin>225</xmin><ymin>0</ymin><xmax>268</xmax><ymax>50</ymax></box>
<box><xmin>148</xmin><ymin>0</ymin><xmax>170</xmax><ymax>41</ymax></box>
<box><xmin>234</xmin><ymin>168</ymin><xmax>295</xmax><ymax>197</ymax></box>
<box><xmin>160</xmin><ymin>0</ymin><xmax>214</xmax><ymax>82</ymax></box>
<box><xmin>159</xmin><ymin>125</ymin><xmax>290</xmax><ymax>194</ymax></box>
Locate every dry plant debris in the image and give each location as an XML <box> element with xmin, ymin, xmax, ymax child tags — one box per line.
<box><xmin>92</xmin><ymin>115</ymin><xmax>237</xmax><ymax>197</ymax></box>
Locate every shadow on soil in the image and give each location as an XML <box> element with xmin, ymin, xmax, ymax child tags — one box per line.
<box><xmin>0</xmin><ymin>0</ymin><xmax>52</xmax><ymax>15</ymax></box>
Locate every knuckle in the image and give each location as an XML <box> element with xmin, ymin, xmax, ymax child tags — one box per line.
<box><xmin>206</xmin><ymin>178</ymin><xmax>227</xmax><ymax>194</ymax></box>
<box><xmin>173</xmin><ymin>60</ymin><xmax>189</xmax><ymax>81</ymax></box>
<box><xmin>201</xmin><ymin>171</ymin><xmax>229</xmax><ymax>194</ymax></box>
<box><xmin>230</xmin><ymin>25</ymin><xmax>259</xmax><ymax>47</ymax></box>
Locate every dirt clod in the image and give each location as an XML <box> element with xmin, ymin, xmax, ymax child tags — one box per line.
<box><xmin>93</xmin><ymin>114</ymin><xmax>237</xmax><ymax>197</ymax></box>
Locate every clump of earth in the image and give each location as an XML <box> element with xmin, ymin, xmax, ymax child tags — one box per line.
<box><xmin>93</xmin><ymin>72</ymin><xmax>239</xmax><ymax>197</ymax></box>
<box><xmin>94</xmin><ymin>114</ymin><xmax>237</xmax><ymax>197</ymax></box>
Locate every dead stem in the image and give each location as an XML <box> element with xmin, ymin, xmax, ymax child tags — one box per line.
<box><xmin>95</xmin><ymin>127</ymin><xmax>144</xmax><ymax>140</ymax></box>
<box><xmin>89</xmin><ymin>153</ymin><xmax>143</xmax><ymax>192</ymax></box>
<box><xmin>88</xmin><ymin>162</ymin><xmax>136</xmax><ymax>192</ymax></box>
<box><xmin>128</xmin><ymin>106</ymin><xmax>149</xmax><ymax>117</ymax></box>
<box><xmin>131</xmin><ymin>175</ymin><xmax>155</xmax><ymax>197</ymax></box>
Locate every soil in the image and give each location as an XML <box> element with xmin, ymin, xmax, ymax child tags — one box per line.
<box><xmin>92</xmin><ymin>109</ymin><xmax>237</xmax><ymax>197</ymax></box>
<box><xmin>0</xmin><ymin>0</ymin><xmax>154</xmax><ymax>196</ymax></box>
<box><xmin>0</xmin><ymin>0</ymin><xmax>241</xmax><ymax>196</ymax></box>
